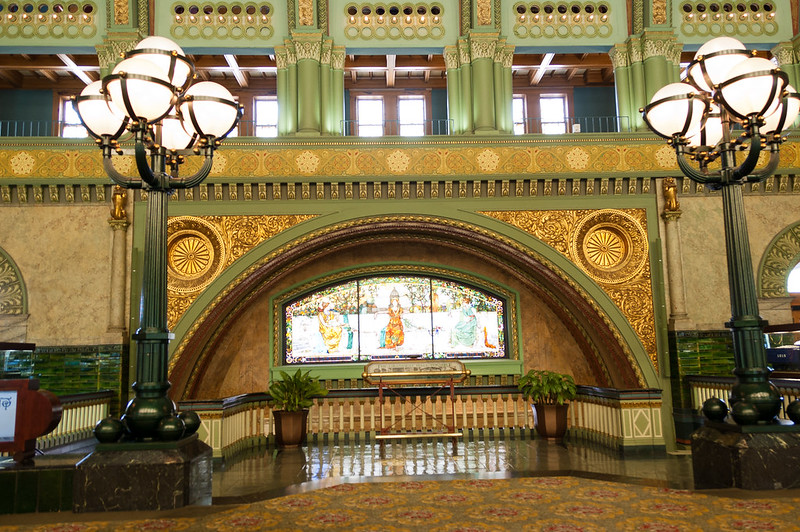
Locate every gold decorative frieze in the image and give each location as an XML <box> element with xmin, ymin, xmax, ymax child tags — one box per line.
<box><xmin>481</xmin><ymin>208</ymin><xmax>658</xmax><ymax>370</ymax></box>
<box><xmin>167</xmin><ymin>214</ymin><xmax>317</xmax><ymax>328</ymax></box>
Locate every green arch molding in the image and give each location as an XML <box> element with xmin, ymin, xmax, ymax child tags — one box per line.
<box><xmin>758</xmin><ymin>220</ymin><xmax>800</xmax><ymax>298</ymax></box>
<box><xmin>166</xmin><ymin>207</ymin><xmax>659</xmax><ymax>393</ymax></box>
<box><xmin>0</xmin><ymin>247</ymin><xmax>27</xmax><ymax>315</ymax></box>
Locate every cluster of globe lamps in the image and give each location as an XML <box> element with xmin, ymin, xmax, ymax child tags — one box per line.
<box><xmin>643</xmin><ymin>36</ymin><xmax>800</xmax><ymax>426</ymax></box>
<box><xmin>73</xmin><ymin>36</ymin><xmax>242</xmax><ymax>443</ymax></box>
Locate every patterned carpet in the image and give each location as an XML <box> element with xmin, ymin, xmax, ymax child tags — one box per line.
<box><xmin>4</xmin><ymin>476</ymin><xmax>800</xmax><ymax>531</ymax></box>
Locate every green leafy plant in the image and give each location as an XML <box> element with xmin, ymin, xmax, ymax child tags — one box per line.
<box><xmin>518</xmin><ymin>369</ymin><xmax>577</xmax><ymax>405</ymax></box>
<box><xmin>268</xmin><ymin>369</ymin><xmax>329</xmax><ymax>411</ymax></box>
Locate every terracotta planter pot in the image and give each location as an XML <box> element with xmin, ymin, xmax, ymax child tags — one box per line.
<box><xmin>273</xmin><ymin>410</ymin><xmax>309</xmax><ymax>449</ymax></box>
<box><xmin>532</xmin><ymin>403</ymin><xmax>569</xmax><ymax>442</ymax></box>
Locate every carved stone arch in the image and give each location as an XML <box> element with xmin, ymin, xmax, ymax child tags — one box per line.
<box><xmin>168</xmin><ymin>215</ymin><xmax>652</xmax><ymax>400</ymax></box>
<box><xmin>0</xmin><ymin>246</ymin><xmax>29</xmax><ymax>343</ymax></box>
<box><xmin>758</xmin><ymin>220</ymin><xmax>800</xmax><ymax>298</ymax></box>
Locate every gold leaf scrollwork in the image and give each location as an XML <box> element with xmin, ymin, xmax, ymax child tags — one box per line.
<box><xmin>167</xmin><ymin>214</ymin><xmax>316</xmax><ymax>328</ymax></box>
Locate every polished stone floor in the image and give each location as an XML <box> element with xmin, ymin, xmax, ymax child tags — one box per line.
<box><xmin>212</xmin><ymin>435</ymin><xmax>695</xmax><ymax>504</ymax></box>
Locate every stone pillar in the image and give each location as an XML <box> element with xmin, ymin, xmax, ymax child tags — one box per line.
<box><xmin>660</xmin><ymin>178</ymin><xmax>693</xmax><ymax>330</ymax></box>
<box><xmin>446</xmin><ymin>33</ymin><xmax>514</xmax><ymax>135</ymax></box>
<box><xmin>108</xmin><ymin>186</ymin><xmax>130</xmax><ymax>334</ymax></box>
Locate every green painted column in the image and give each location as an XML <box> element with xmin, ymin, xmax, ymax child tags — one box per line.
<box><xmin>287</xmin><ymin>58</ymin><xmax>298</xmax><ymax>134</ymax></box>
<box><xmin>643</xmin><ymin>55</ymin><xmax>670</xmax><ymax>104</ymax></box>
<box><xmin>295</xmin><ymin>38</ymin><xmax>322</xmax><ymax>135</ymax></box>
<box><xmin>609</xmin><ymin>45</ymin><xmax>633</xmax><ymax>132</ymax></box>
<box><xmin>493</xmin><ymin>58</ymin><xmax>504</xmax><ymax>132</ymax></box>
<box><xmin>331</xmin><ymin>47</ymin><xmax>345</xmax><ymax>136</ymax></box>
<box><xmin>320</xmin><ymin>40</ymin><xmax>332</xmax><ymax>135</ymax></box>
<box><xmin>469</xmin><ymin>35</ymin><xmax>497</xmax><ymax>133</ymax></box>
<box><xmin>502</xmin><ymin>46</ymin><xmax>514</xmax><ymax>134</ymax></box>
<box><xmin>276</xmin><ymin>48</ymin><xmax>290</xmax><ymax>136</ymax></box>
<box><xmin>444</xmin><ymin>47</ymin><xmax>463</xmax><ymax>134</ymax></box>
<box><xmin>772</xmin><ymin>42</ymin><xmax>799</xmax><ymax>96</ymax></box>
<box><xmin>458</xmin><ymin>39</ymin><xmax>473</xmax><ymax>134</ymax></box>
<box><xmin>629</xmin><ymin>55</ymin><xmax>647</xmax><ymax>131</ymax></box>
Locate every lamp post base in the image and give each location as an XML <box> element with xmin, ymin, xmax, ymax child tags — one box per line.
<box><xmin>73</xmin><ymin>434</ymin><xmax>211</xmax><ymax>512</ymax></box>
<box><xmin>691</xmin><ymin>424</ymin><xmax>800</xmax><ymax>490</ymax></box>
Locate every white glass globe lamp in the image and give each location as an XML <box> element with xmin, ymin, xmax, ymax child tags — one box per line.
<box><xmin>178</xmin><ymin>82</ymin><xmax>241</xmax><ymax>139</ymax></box>
<box><xmin>104</xmin><ymin>57</ymin><xmax>176</xmax><ymax>123</ymax></box>
<box><xmin>73</xmin><ymin>80</ymin><xmax>128</xmax><ymax>139</ymax></box>
<box><xmin>717</xmin><ymin>57</ymin><xmax>787</xmax><ymax>121</ymax></box>
<box><xmin>686</xmin><ymin>36</ymin><xmax>749</xmax><ymax>93</ymax></box>
<box><xmin>643</xmin><ymin>83</ymin><xmax>708</xmax><ymax>140</ymax></box>
<box><xmin>128</xmin><ymin>36</ymin><xmax>193</xmax><ymax>90</ymax></box>
<box><xmin>685</xmin><ymin>102</ymin><xmax>724</xmax><ymax>149</ymax></box>
<box><xmin>759</xmin><ymin>86</ymin><xmax>800</xmax><ymax>136</ymax></box>
<box><xmin>160</xmin><ymin>115</ymin><xmax>196</xmax><ymax>151</ymax></box>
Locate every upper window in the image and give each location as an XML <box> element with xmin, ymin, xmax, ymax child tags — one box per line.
<box><xmin>512</xmin><ymin>95</ymin><xmax>526</xmax><ymax>135</ymax></box>
<box><xmin>60</xmin><ymin>97</ymin><xmax>86</xmax><ymax>138</ymax></box>
<box><xmin>283</xmin><ymin>275</ymin><xmax>507</xmax><ymax>365</ymax></box>
<box><xmin>254</xmin><ymin>96</ymin><xmax>278</xmax><ymax>137</ymax></box>
<box><xmin>398</xmin><ymin>95</ymin><xmax>425</xmax><ymax>136</ymax></box>
<box><xmin>356</xmin><ymin>96</ymin><xmax>385</xmax><ymax>136</ymax></box>
<box><xmin>540</xmin><ymin>94</ymin><xmax>568</xmax><ymax>134</ymax></box>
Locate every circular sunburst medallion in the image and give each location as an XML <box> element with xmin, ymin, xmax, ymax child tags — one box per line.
<box><xmin>167</xmin><ymin>217</ymin><xmax>227</xmax><ymax>294</ymax></box>
<box><xmin>572</xmin><ymin>210</ymin><xmax>648</xmax><ymax>284</ymax></box>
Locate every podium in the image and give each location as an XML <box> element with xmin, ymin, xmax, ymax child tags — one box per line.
<box><xmin>0</xmin><ymin>378</ymin><xmax>62</xmax><ymax>464</ymax></box>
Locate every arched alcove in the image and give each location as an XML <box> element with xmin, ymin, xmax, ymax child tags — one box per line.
<box><xmin>167</xmin><ymin>215</ymin><xmax>653</xmax><ymax>400</ymax></box>
<box><xmin>759</xmin><ymin>220</ymin><xmax>800</xmax><ymax>299</ymax></box>
<box><xmin>0</xmin><ymin>246</ymin><xmax>28</xmax><ymax>343</ymax></box>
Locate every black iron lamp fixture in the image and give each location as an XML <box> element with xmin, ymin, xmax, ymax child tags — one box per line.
<box><xmin>73</xmin><ymin>36</ymin><xmax>243</xmax><ymax>442</ymax></box>
<box><xmin>642</xmin><ymin>36</ymin><xmax>800</xmax><ymax>426</ymax></box>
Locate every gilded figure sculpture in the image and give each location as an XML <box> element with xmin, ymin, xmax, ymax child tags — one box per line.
<box><xmin>110</xmin><ymin>185</ymin><xmax>128</xmax><ymax>221</ymax></box>
<box><xmin>663</xmin><ymin>178</ymin><xmax>680</xmax><ymax>212</ymax></box>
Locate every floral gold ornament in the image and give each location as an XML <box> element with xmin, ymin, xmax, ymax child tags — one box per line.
<box><xmin>572</xmin><ymin>210</ymin><xmax>647</xmax><ymax>285</ymax></box>
<box><xmin>167</xmin><ymin>217</ymin><xmax>227</xmax><ymax>294</ymax></box>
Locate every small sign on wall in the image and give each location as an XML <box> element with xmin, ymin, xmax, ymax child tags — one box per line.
<box><xmin>0</xmin><ymin>391</ymin><xmax>18</xmax><ymax>442</ymax></box>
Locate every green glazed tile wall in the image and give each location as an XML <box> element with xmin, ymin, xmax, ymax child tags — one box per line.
<box><xmin>669</xmin><ymin>330</ymin><xmax>735</xmax><ymax>409</ymax></box>
<box><xmin>1</xmin><ymin>345</ymin><xmax>127</xmax><ymax>415</ymax></box>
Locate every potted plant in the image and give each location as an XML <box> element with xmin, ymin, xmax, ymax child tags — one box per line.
<box><xmin>268</xmin><ymin>369</ymin><xmax>328</xmax><ymax>449</ymax></box>
<box><xmin>518</xmin><ymin>369</ymin><xmax>577</xmax><ymax>442</ymax></box>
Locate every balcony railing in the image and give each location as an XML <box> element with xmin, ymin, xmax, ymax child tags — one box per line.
<box><xmin>340</xmin><ymin>119</ymin><xmax>453</xmax><ymax>136</ymax></box>
<box><xmin>1</xmin><ymin>115</ymin><xmax>631</xmax><ymax>139</ymax></box>
<box><xmin>519</xmin><ymin>115</ymin><xmax>632</xmax><ymax>134</ymax></box>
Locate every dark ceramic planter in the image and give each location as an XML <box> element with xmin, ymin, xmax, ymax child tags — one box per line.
<box><xmin>273</xmin><ymin>410</ymin><xmax>309</xmax><ymax>449</ymax></box>
<box><xmin>532</xmin><ymin>403</ymin><xmax>569</xmax><ymax>442</ymax></box>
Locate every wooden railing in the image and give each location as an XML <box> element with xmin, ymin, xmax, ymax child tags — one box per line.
<box><xmin>179</xmin><ymin>385</ymin><xmax>665</xmax><ymax>458</ymax></box>
<box><xmin>688</xmin><ymin>375</ymin><xmax>800</xmax><ymax>419</ymax></box>
<box><xmin>0</xmin><ymin>390</ymin><xmax>113</xmax><ymax>457</ymax></box>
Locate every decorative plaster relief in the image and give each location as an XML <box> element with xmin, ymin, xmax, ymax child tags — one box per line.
<box><xmin>167</xmin><ymin>214</ymin><xmax>316</xmax><ymax>328</ymax></box>
<box><xmin>760</xmin><ymin>222</ymin><xmax>800</xmax><ymax>298</ymax></box>
<box><xmin>481</xmin><ymin>209</ymin><xmax>658</xmax><ymax>370</ymax></box>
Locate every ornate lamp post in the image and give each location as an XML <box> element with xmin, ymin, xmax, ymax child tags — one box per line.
<box><xmin>74</xmin><ymin>36</ymin><xmax>243</xmax><ymax>442</ymax></box>
<box><xmin>642</xmin><ymin>37</ymin><xmax>800</xmax><ymax>425</ymax></box>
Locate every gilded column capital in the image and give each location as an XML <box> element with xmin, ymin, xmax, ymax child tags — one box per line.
<box><xmin>771</xmin><ymin>42</ymin><xmax>797</xmax><ymax>66</ymax></box>
<box><xmin>320</xmin><ymin>39</ymin><xmax>332</xmax><ymax>65</ymax></box>
<box><xmin>294</xmin><ymin>41</ymin><xmax>322</xmax><ymax>61</ymax></box>
<box><xmin>95</xmin><ymin>36</ymin><xmax>139</xmax><ymax>73</ymax></box>
<box><xmin>642</xmin><ymin>32</ymin><xmax>679</xmax><ymax>61</ymax></box>
<box><xmin>662</xmin><ymin>211</ymin><xmax>682</xmax><ymax>223</ymax></box>
<box><xmin>331</xmin><ymin>47</ymin><xmax>346</xmax><ymax>70</ymax></box>
<box><xmin>501</xmin><ymin>45</ymin><xmax>515</xmax><ymax>69</ymax></box>
<box><xmin>458</xmin><ymin>38</ymin><xmax>471</xmax><ymax>65</ymax></box>
<box><xmin>469</xmin><ymin>32</ymin><xmax>500</xmax><ymax>61</ymax></box>
<box><xmin>444</xmin><ymin>46</ymin><xmax>460</xmax><ymax>70</ymax></box>
<box><xmin>609</xmin><ymin>45</ymin><xmax>631</xmax><ymax>69</ymax></box>
<box><xmin>275</xmin><ymin>47</ymin><xmax>289</xmax><ymax>69</ymax></box>
<box><xmin>108</xmin><ymin>219</ymin><xmax>131</xmax><ymax>231</ymax></box>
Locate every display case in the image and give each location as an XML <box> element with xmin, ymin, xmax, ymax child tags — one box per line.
<box><xmin>763</xmin><ymin>323</ymin><xmax>800</xmax><ymax>371</ymax></box>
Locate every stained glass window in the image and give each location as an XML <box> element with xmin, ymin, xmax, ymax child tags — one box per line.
<box><xmin>284</xmin><ymin>275</ymin><xmax>507</xmax><ymax>364</ymax></box>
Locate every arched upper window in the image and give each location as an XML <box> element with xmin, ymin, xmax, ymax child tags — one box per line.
<box><xmin>283</xmin><ymin>275</ymin><xmax>507</xmax><ymax>365</ymax></box>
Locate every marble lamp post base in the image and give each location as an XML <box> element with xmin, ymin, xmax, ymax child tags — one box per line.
<box><xmin>692</xmin><ymin>424</ymin><xmax>800</xmax><ymax>490</ymax></box>
<box><xmin>73</xmin><ymin>434</ymin><xmax>212</xmax><ymax>512</ymax></box>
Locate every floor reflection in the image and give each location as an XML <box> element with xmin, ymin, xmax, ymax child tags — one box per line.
<box><xmin>213</xmin><ymin>436</ymin><xmax>693</xmax><ymax>503</ymax></box>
